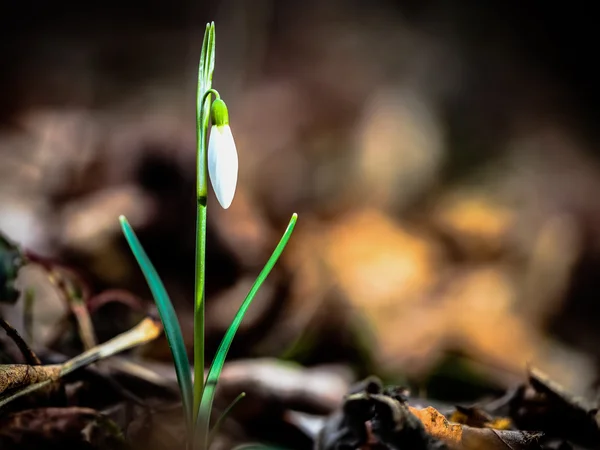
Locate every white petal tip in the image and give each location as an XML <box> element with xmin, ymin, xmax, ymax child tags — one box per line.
<box><xmin>219</xmin><ymin>198</ymin><xmax>233</xmax><ymax>209</ymax></box>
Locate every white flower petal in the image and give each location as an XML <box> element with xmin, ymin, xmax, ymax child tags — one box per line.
<box><xmin>208</xmin><ymin>125</ymin><xmax>238</xmax><ymax>209</ymax></box>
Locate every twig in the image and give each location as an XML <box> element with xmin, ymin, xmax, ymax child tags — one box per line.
<box><xmin>0</xmin><ymin>317</ymin><xmax>41</xmax><ymax>365</ymax></box>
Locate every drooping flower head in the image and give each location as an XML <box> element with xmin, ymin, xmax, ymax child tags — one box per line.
<box><xmin>208</xmin><ymin>98</ymin><xmax>238</xmax><ymax>209</ymax></box>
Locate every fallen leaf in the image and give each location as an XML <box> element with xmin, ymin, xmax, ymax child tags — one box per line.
<box><xmin>508</xmin><ymin>367</ymin><xmax>600</xmax><ymax>447</ymax></box>
<box><xmin>410</xmin><ymin>406</ymin><xmax>543</xmax><ymax>450</ymax></box>
<box><xmin>0</xmin><ymin>316</ymin><xmax>162</xmax><ymax>410</ymax></box>
<box><xmin>322</xmin><ymin>208</ymin><xmax>443</xmax><ymax>367</ymax></box>
<box><xmin>0</xmin><ymin>364</ymin><xmax>61</xmax><ymax>394</ymax></box>
<box><xmin>409</xmin><ymin>406</ymin><xmax>463</xmax><ymax>447</ymax></box>
<box><xmin>316</xmin><ymin>376</ymin><xmax>444</xmax><ymax>450</ymax></box>
<box><xmin>432</xmin><ymin>193</ymin><xmax>514</xmax><ymax>260</ymax></box>
<box><xmin>0</xmin><ymin>407</ymin><xmax>126</xmax><ymax>450</ymax></box>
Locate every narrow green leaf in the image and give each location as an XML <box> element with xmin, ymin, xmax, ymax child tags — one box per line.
<box><xmin>197</xmin><ymin>23</ymin><xmax>215</xmax><ymax>124</ymax></box>
<box><xmin>198</xmin><ymin>24</ymin><xmax>209</xmax><ymax>85</ymax></box>
<box><xmin>119</xmin><ymin>216</ymin><xmax>193</xmax><ymax>428</ymax></box>
<box><xmin>198</xmin><ymin>22</ymin><xmax>216</xmax><ymax>150</ymax></box>
<box><xmin>204</xmin><ymin>22</ymin><xmax>216</xmax><ymax>87</ymax></box>
<box><xmin>206</xmin><ymin>392</ymin><xmax>246</xmax><ymax>447</ymax></box>
<box><xmin>196</xmin><ymin>213</ymin><xmax>298</xmax><ymax>442</ymax></box>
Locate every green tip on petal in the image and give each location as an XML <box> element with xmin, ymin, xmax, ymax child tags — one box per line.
<box><xmin>211</xmin><ymin>98</ymin><xmax>229</xmax><ymax>127</ymax></box>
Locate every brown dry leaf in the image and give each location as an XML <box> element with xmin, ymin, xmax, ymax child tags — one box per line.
<box><xmin>322</xmin><ymin>208</ymin><xmax>443</xmax><ymax>362</ymax></box>
<box><xmin>486</xmin><ymin>418</ymin><xmax>512</xmax><ymax>431</ymax></box>
<box><xmin>450</xmin><ymin>409</ymin><xmax>480</xmax><ymax>427</ymax></box>
<box><xmin>0</xmin><ymin>364</ymin><xmax>61</xmax><ymax>394</ymax></box>
<box><xmin>409</xmin><ymin>406</ymin><xmax>463</xmax><ymax>447</ymax></box>
<box><xmin>324</xmin><ymin>209</ymin><xmax>440</xmax><ymax>307</ymax></box>
<box><xmin>60</xmin><ymin>316</ymin><xmax>161</xmax><ymax>377</ymax></box>
<box><xmin>441</xmin><ymin>267</ymin><xmax>594</xmax><ymax>392</ymax></box>
<box><xmin>272</xmin><ymin>207</ymin><xmax>588</xmax><ymax>387</ymax></box>
<box><xmin>0</xmin><ymin>406</ymin><xmax>126</xmax><ymax>450</ymax></box>
<box><xmin>409</xmin><ymin>406</ymin><xmax>542</xmax><ymax>450</ymax></box>
<box><xmin>0</xmin><ymin>316</ymin><xmax>162</xmax><ymax>410</ymax></box>
<box><xmin>283</xmin><ymin>206</ymin><xmax>592</xmax><ymax>390</ymax></box>
<box><xmin>450</xmin><ymin>406</ymin><xmax>511</xmax><ymax>430</ymax></box>
<box><xmin>508</xmin><ymin>366</ymin><xmax>600</xmax><ymax>447</ymax></box>
<box><xmin>432</xmin><ymin>193</ymin><xmax>515</xmax><ymax>260</ymax></box>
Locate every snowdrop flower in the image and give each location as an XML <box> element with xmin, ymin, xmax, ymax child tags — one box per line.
<box><xmin>208</xmin><ymin>98</ymin><xmax>238</xmax><ymax>209</ymax></box>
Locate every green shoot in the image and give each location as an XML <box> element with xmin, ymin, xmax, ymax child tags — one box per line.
<box><xmin>196</xmin><ymin>213</ymin><xmax>298</xmax><ymax>447</ymax></box>
<box><xmin>118</xmin><ymin>21</ymin><xmax>298</xmax><ymax>449</ymax></box>
<box><xmin>207</xmin><ymin>391</ymin><xmax>246</xmax><ymax>447</ymax></box>
<box><xmin>119</xmin><ymin>215</ymin><xmax>193</xmax><ymax>432</ymax></box>
<box><xmin>194</xmin><ymin>21</ymin><xmax>216</xmax><ymax>422</ymax></box>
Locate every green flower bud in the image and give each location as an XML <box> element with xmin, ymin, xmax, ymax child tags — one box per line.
<box><xmin>211</xmin><ymin>98</ymin><xmax>229</xmax><ymax>127</ymax></box>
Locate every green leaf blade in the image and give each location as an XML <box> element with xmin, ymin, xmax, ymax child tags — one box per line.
<box><xmin>119</xmin><ymin>215</ymin><xmax>193</xmax><ymax>428</ymax></box>
<box><xmin>207</xmin><ymin>391</ymin><xmax>246</xmax><ymax>447</ymax></box>
<box><xmin>197</xmin><ymin>22</ymin><xmax>216</xmax><ymax>141</ymax></box>
<box><xmin>196</xmin><ymin>213</ymin><xmax>298</xmax><ymax>442</ymax></box>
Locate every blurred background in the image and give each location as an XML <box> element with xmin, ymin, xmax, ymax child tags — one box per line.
<box><xmin>2</xmin><ymin>0</ymin><xmax>600</xmax><ymax>404</ymax></box>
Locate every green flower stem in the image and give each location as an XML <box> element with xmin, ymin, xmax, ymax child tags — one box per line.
<box><xmin>194</xmin><ymin>22</ymin><xmax>216</xmax><ymax>424</ymax></box>
<box><xmin>193</xmin><ymin>200</ymin><xmax>207</xmax><ymax>424</ymax></box>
